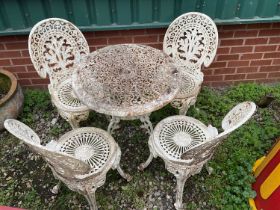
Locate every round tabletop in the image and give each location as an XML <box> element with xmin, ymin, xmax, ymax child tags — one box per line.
<box><xmin>72</xmin><ymin>44</ymin><xmax>179</xmax><ymax>117</ymax></box>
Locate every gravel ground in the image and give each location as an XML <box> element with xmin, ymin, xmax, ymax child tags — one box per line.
<box><xmin>3</xmin><ymin>84</ymin><xmax>279</xmax><ymax>209</ymax></box>
<box><xmin>0</xmin><ymin>108</ymin><xmax>212</xmax><ymax>210</ymax></box>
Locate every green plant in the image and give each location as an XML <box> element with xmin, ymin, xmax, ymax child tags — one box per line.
<box><xmin>188</xmin><ymin>87</ymin><xmax>235</xmax><ymax>128</ymax></box>
<box><xmin>1</xmin><ymin>82</ymin><xmax>280</xmax><ymax>209</ymax></box>
<box><xmin>21</xmin><ymin>188</ymin><xmax>44</xmax><ymax>209</ymax></box>
<box><xmin>271</xmin><ymin>83</ymin><xmax>280</xmax><ymax>102</ymax></box>
<box><xmin>49</xmin><ymin>126</ymin><xmax>63</xmax><ymax>136</ymax></box>
<box><xmin>200</xmin><ymin>101</ymin><xmax>280</xmax><ymax>209</ymax></box>
<box><xmin>120</xmin><ymin>174</ymin><xmax>147</xmax><ymax>209</ymax></box>
<box><xmin>225</xmin><ymin>83</ymin><xmax>272</xmax><ymax>103</ymax></box>
<box><xmin>0</xmin><ymin>179</ymin><xmax>17</xmax><ymax>205</ymax></box>
<box><xmin>21</xmin><ymin>89</ymin><xmax>51</xmax><ymax>123</ymax></box>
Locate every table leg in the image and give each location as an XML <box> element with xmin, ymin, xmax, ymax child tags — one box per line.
<box><xmin>139</xmin><ymin>114</ymin><xmax>153</xmax><ymax>134</ymax></box>
<box><xmin>107</xmin><ymin>116</ymin><xmax>121</xmax><ymax>135</ymax></box>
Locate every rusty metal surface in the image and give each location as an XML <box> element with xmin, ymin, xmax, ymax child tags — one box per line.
<box><xmin>72</xmin><ymin>44</ymin><xmax>180</xmax><ymax>118</ymax></box>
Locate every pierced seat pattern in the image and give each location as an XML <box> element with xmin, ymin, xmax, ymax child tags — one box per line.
<box><xmin>163</xmin><ymin>12</ymin><xmax>218</xmax><ymax>115</ymax></box>
<box><xmin>139</xmin><ymin>102</ymin><xmax>256</xmax><ymax>209</ymax></box>
<box><xmin>28</xmin><ymin>18</ymin><xmax>90</xmax><ymax>129</ymax></box>
<box><xmin>52</xmin><ymin>79</ymin><xmax>88</xmax><ymax>111</ymax></box>
<box><xmin>176</xmin><ymin>66</ymin><xmax>203</xmax><ymax>97</ymax></box>
<box><xmin>157</xmin><ymin>117</ymin><xmax>212</xmax><ymax>160</ymax></box>
<box><xmin>59</xmin><ymin>129</ymin><xmax>111</xmax><ymax>174</ymax></box>
<box><xmin>4</xmin><ymin>119</ymin><xmax>131</xmax><ymax>210</ymax></box>
<box><xmin>177</xmin><ymin>73</ymin><xmax>198</xmax><ymax>97</ymax></box>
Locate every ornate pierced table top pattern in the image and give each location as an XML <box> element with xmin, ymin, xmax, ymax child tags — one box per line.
<box><xmin>73</xmin><ymin>44</ymin><xmax>180</xmax><ymax>117</ymax></box>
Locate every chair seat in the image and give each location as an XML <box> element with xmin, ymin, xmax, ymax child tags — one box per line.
<box><xmin>57</xmin><ymin>127</ymin><xmax>116</xmax><ymax>174</ymax></box>
<box><xmin>52</xmin><ymin>79</ymin><xmax>89</xmax><ymax>112</ymax></box>
<box><xmin>175</xmin><ymin>66</ymin><xmax>203</xmax><ymax>98</ymax></box>
<box><xmin>152</xmin><ymin>116</ymin><xmax>214</xmax><ymax>161</ymax></box>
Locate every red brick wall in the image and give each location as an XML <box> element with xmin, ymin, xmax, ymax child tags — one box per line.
<box><xmin>0</xmin><ymin>22</ymin><xmax>280</xmax><ymax>88</ymax></box>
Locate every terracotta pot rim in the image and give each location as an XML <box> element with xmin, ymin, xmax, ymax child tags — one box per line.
<box><xmin>0</xmin><ymin>69</ymin><xmax>18</xmax><ymax>106</ymax></box>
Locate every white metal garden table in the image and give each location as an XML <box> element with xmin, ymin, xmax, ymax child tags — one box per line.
<box><xmin>72</xmin><ymin>44</ymin><xmax>180</xmax><ymax>134</ymax></box>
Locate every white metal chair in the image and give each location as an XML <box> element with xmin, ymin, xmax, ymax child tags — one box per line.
<box><xmin>4</xmin><ymin>119</ymin><xmax>131</xmax><ymax>210</ymax></box>
<box><xmin>28</xmin><ymin>18</ymin><xmax>90</xmax><ymax>128</ymax></box>
<box><xmin>163</xmin><ymin>12</ymin><xmax>219</xmax><ymax>115</ymax></box>
<box><xmin>139</xmin><ymin>102</ymin><xmax>256</xmax><ymax>209</ymax></box>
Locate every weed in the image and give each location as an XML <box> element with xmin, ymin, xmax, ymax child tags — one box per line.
<box><xmin>21</xmin><ymin>89</ymin><xmax>51</xmax><ymax>123</ymax></box>
<box><xmin>1</xmin><ymin>83</ymin><xmax>280</xmax><ymax>209</ymax></box>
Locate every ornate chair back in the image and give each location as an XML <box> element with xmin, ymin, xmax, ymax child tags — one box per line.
<box><xmin>163</xmin><ymin>12</ymin><xmax>218</xmax><ymax>75</ymax></box>
<box><xmin>181</xmin><ymin>102</ymin><xmax>256</xmax><ymax>162</ymax></box>
<box><xmin>218</xmin><ymin>101</ymin><xmax>256</xmax><ymax>138</ymax></box>
<box><xmin>4</xmin><ymin>119</ymin><xmax>90</xmax><ymax>178</ymax></box>
<box><xmin>28</xmin><ymin>18</ymin><xmax>90</xmax><ymax>90</ymax></box>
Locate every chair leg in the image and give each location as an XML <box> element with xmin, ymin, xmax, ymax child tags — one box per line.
<box><xmin>51</xmin><ymin>181</ymin><xmax>61</xmax><ymax>194</ymax></box>
<box><xmin>116</xmin><ymin>164</ymin><xmax>132</xmax><ymax>181</ymax></box>
<box><xmin>138</xmin><ymin>153</ymin><xmax>154</xmax><ymax>171</ymax></box>
<box><xmin>68</xmin><ymin>116</ymin><xmax>80</xmax><ymax>129</ymax></box>
<box><xmin>58</xmin><ymin>109</ymin><xmax>89</xmax><ymax>129</ymax></box>
<box><xmin>172</xmin><ymin>96</ymin><xmax>197</xmax><ymax>116</ymax></box>
<box><xmin>178</xmin><ymin>97</ymin><xmax>196</xmax><ymax>115</ymax></box>
<box><xmin>84</xmin><ymin>192</ymin><xmax>98</xmax><ymax>210</ymax></box>
<box><xmin>205</xmin><ymin>163</ymin><xmax>214</xmax><ymax>175</ymax></box>
<box><xmin>105</xmin><ymin>114</ymin><xmax>111</xmax><ymax>121</ymax></box>
<box><xmin>107</xmin><ymin>116</ymin><xmax>121</xmax><ymax>135</ymax></box>
<box><xmin>178</xmin><ymin>102</ymin><xmax>191</xmax><ymax>116</ymax></box>
<box><xmin>139</xmin><ymin>114</ymin><xmax>153</xmax><ymax>134</ymax></box>
<box><xmin>174</xmin><ymin>175</ymin><xmax>188</xmax><ymax>210</ymax></box>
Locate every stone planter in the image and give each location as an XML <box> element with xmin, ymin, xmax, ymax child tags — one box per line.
<box><xmin>0</xmin><ymin>69</ymin><xmax>24</xmax><ymax>130</ymax></box>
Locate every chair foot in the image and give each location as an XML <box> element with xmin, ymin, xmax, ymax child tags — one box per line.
<box><xmin>51</xmin><ymin>181</ymin><xmax>61</xmax><ymax>194</ymax></box>
<box><xmin>117</xmin><ymin>165</ymin><xmax>132</xmax><ymax>182</ymax></box>
<box><xmin>137</xmin><ymin>163</ymin><xmax>145</xmax><ymax>171</ymax></box>
<box><xmin>205</xmin><ymin>163</ymin><xmax>213</xmax><ymax>175</ymax></box>
<box><xmin>138</xmin><ymin>153</ymin><xmax>153</xmax><ymax>171</ymax></box>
